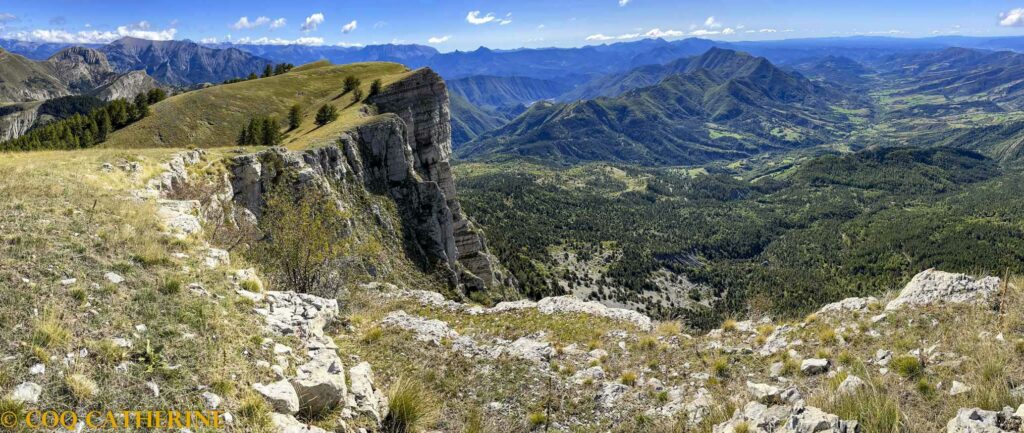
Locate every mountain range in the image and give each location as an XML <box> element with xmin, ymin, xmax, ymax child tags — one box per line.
<box><xmin>457</xmin><ymin>48</ymin><xmax>866</xmax><ymax>165</ymax></box>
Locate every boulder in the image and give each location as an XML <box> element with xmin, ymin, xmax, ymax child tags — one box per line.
<box><xmin>949</xmin><ymin>381</ymin><xmax>972</xmax><ymax>396</ymax></box>
<box><xmin>270</xmin><ymin>413</ymin><xmax>331</xmax><ymax>433</ymax></box>
<box><xmin>836</xmin><ymin>375</ymin><xmax>866</xmax><ymax>396</ymax></box>
<box><xmin>254</xmin><ymin>380</ymin><xmax>300</xmax><ymax>415</ymax></box>
<box><xmin>946</xmin><ymin>407</ymin><xmax>1022</xmax><ymax>432</ymax></box>
<box><xmin>596</xmin><ymin>382</ymin><xmax>629</xmax><ymax>408</ymax></box>
<box><xmin>818</xmin><ymin>297</ymin><xmax>878</xmax><ymax>314</ymax></box>
<box><xmin>347</xmin><ymin>362</ymin><xmax>386</xmax><ymax>423</ymax></box>
<box><xmin>747</xmin><ymin>381</ymin><xmax>783</xmax><ymax>405</ymax></box>
<box><xmin>290</xmin><ymin>349</ymin><xmax>346</xmax><ymax>415</ymax></box>
<box><xmin>8</xmin><ymin>382</ymin><xmax>42</xmax><ymax>404</ymax></box>
<box><xmin>801</xmin><ymin>358</ymin><xmax>831</xmax><ymax>375</ymax></box>
<box><xmin>713</xmin><ymin>401</ymin><xmax>860</xmax><ymax>433</ymax></box>
<box><xmin>506</xmin><ymin>337</ymin><xmax>554</xmax><ymax>363</ymax></box>
<box><xmin>201</xmin><ymin>391</ymin><xmax>222</xmax><ymax>410</ymax></box>
<box><xmin>571</xmin><ymin>366</ymin><xmax>606</xmax><ymax>385</ymax></box>
<box><xmin>886</xmin><ymin>270</ymin><xmax>1001</xmax><ymax>311</ymax></box>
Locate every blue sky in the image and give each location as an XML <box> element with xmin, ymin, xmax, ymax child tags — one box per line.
<box><xmin>2</xmin><ymin>0</ymin><xmax>1024</xmax><ymax>51</ymax></box>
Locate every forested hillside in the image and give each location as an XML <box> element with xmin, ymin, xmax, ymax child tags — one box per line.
<box><xmin>456</xmin><ymin>147</ymin><xmax>1024</xmax><ymax>327</ymax></box>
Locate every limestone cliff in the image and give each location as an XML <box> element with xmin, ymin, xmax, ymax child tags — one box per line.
<box><xmin>224</xmin><ymin>68</ymin><xmax>511</xmax><ymax>297</ymax></box>
<box><xmin>0</xmin><ymin>102</ymin><xmax>41</xmax><ymax>142</ymax></box>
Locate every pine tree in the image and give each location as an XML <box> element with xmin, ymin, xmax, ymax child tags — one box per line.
<box><xmin>146</xmin><ymin>88</ymin><xmax>167</xmax><ymax>104</ymax></box>
<box><xmin>368</xmin><ymin>79</ymin><xmax>382</xmax><ymax>98</ymax></box>
<box><xmin>343</xmin><ymin>76</ymin><xmax>360</xmax><ymax>93</ymax></box>
<box><xmin>288</xmin><ymin>105</ymin><xmax>302</xmax><ymax>130</ymax></box>
<box><xmin>247</xmin><ymin>72</ymin><xmax>258</xmax><ymax>80</ymax></box>
<box><xmin>262</xmin><ymin>65</ymin><xmax>273</xmax><ymax>78</ymax></box>
<box><xmin>352</xmin><ymin>88</ymin><xmax>364</xmax><ymax>102</ymax></box>
<box><xmin>314</xmin><ymin>105</ymin><xmax>338</xmax><ymax>126</ymax></box>
<box><xmin>261</xmin><ymin>117</ymin><xmax>282</xmax><ymax>146</ymax></box>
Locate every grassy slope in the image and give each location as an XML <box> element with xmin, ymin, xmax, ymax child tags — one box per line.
<box><xmin>104</xmin><ymin>61</ymin><xmax>414</xmax><ymax>150</ymax></box>
<box><xmin>0</xmin><ymin>148</ymin><xmax>292</xmax><ymax>432</ymax></box>
<box><xmin>337</xmin><ymin>277</ymin><xmax>1024</xmax><ymax>433</ymax></box>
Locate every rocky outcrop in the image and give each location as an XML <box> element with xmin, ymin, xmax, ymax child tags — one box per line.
<box><xmin>367</xmin><ymin>69</ymin><xmax>503</xmax><ymax>292</ymax></box>
<box><xmin>45</xmin><ymin>47</ymin><xmax>116</xmax><ymax>92</ymax></box>
<box><xmin>714</xmin><ymin>402</ymin><xmax>860</xmax><ymax>433</ymax></box>
<box><xmin>886</xmin><ymin>269</ymin><xmax>1001</xmax><ymax>311</ymax></box>
<box><xmin>224</xmin><ymin>68</ymin><xmax>508</xmax><ymax>295</ymax></box>
<box><xmin>946</xmin><ymin>407</ymin><xmax>1023</xmax><ymax>433</ymax></box>
<box><xmin>91</xmin><ymin>70</ymin><xmax>162</xmax><ymax>102</ymax></box>
<box><xmin>0</xmin><ymin>102</ymin><xmax>41</xmax><ymax>142</ymax></box>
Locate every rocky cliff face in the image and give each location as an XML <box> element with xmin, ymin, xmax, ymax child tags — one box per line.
<box><xmin>91</xmin><ymin>70</ymin><xmax>162</xmax><ymax>101</ymax></box>
<box><xmin>224</xmin><ymin>68</ymin><xmax>509</xmax><ymax>296</ymax></box>
<box><xmin>45</xmin><ymin>46</ymin><xmax>116</xmax><ymax>92</ymax></box>
<box><xmin>0</xmin><ymin>103</ymin><xmax>41</xmax><ymax>142</ymax></box>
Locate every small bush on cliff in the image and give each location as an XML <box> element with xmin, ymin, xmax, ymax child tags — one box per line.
<box><xmin>255</xmin><ymin>186</ymin><xmax>352</xmax><ymax>295</ymax></box>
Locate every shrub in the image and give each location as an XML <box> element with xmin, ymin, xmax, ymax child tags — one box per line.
<box><xmin>160</xmin><ymin>278</ymin><xmax>182</xmax><ymax>295</ymax></box>
<box><xmin>361</xmin><ymin>326</ymin><xmax>384</xmax><ymax>344</ymax></box>
<box><xmin>32</xmin><ymin>312</ymin><xmax>69</xmax><ymax>348</ymax></box>
<box><xmin>712</xmin><ymin>358</ymin><xmax>730</xmax><ymax>378</ymax></box>
<box><xmin>383</xmin><ymin>377</ymin><xmax>438</xmax><ymax>433</ymax></box>
<box><xmin>254</xmin><ymin>187</ymin><xmax>353</xmax><ymax>296</ymax></box>
<box><xmin>527</xmin><ymin>412</ymin><xmax>548</xmax><ymax>428</ymax></box>
<box><xmin>818</xmin><ymin>328</ymin><xmax>837</xmax><ymax>345</ymax></box>
<box><xmin>620</xmin><ymin>371</ymin><xmax>638</xmax><ymax>386</ymax></box>
<box><xmin>240</xmin><ymin>279</ymin><xmax>262</xmax><ymax>293</ymax></box>
<box><xmin>65</xmin><ymin>374</ymin><xmax>98</xmax><ymax>402</ymax></box>
<box><xmin>817</xmin><ymin>386</ymin><xmax>903</xmax><ymax>433</ymax></box>
<box><xmin>891</xmin><ymin>355</ymin><xmax>923</xmax><ymax>378</ymax></box>
<box><xmin>734</xmin><ymin>421</ymin><xmax>751</xmax><ymax>433</ymax></box>
<box><xmin>721</xmin><ymin>319</ymin><xmax>738</xmax><ymax>332</ymax></box>
<box><xmin>637</xmin><ymin>336</ymin><xmax>658</xmax><ymax>351</ymax></box>
<box><xmin>238</xmin><ymin>390</ymin><xmax>272</xmax><ymax>428</ymax></box>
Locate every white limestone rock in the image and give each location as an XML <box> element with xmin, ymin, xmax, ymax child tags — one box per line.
<box><xmin>801</xmin><ymin>358</ymin><xmax>831</xmax><ymax>375</ymax></box>
<box><xmin>886</xmin><ymin>269</ymin><xmax>1001</xmax><ymax>311</ymax></box>
<box><xmin>254</xmin><ymin>380</ymin><xmax>300</xmax><ymax>415</ymax></box>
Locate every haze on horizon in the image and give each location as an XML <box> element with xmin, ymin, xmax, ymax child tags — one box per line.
<box><xmin>2</xmin><ymin>0</ymin><xmax>1024</xmax><ymax>52</ymax></box>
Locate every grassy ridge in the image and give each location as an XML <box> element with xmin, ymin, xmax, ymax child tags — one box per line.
<box><xmin>104</xmin><ymin>61</ymin><xmax>413</xmax><ymax>150</ymax></box>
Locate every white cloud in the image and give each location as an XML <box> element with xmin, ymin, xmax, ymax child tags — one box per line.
<box><xmin>704</xmin><ymin>16</ymin><xmax>721</xmax><ymax>29</ymax></box>
<box><xmin>427</xmin><ymin>35</ymin><xmax>451</xmax><ymax>44</ymax></box>
<box><xmin>235</xmin><ymin>36</ymin><xmax>324</xmax><ymax>45</ymax></box>
<box><xmin>270</xmin><ymin>18</ymin><xmax>286</xmax><ymax>29</ymax></box>
<box><xmin>499</xmin><ymin>13</ymin><xmax>512</xmax><ymax>25</ymax></box>
<box><xmin>537</xmin><ymin>24</ymin><xmax>546</xmax><ymax>30</ymax></box>
<box><xmin>690</xmin><ymin>29</ymin><xmax>720</xmax><ymax>36</ymax></box>
<box><xmin>759</xmin><ymin>28</ymin><xmax>777</xmax><ymax>33</ymax></box>
<box><xmin>200</xmin><ymin>37</ymin><xmax>218</xmax><ymax>43</ymax></box>
<box><xmin>336</xmin><ymin>41</ymin><xmax>364</xmax><ymax>47</ymax></box>
<box><xmin>645</xmin><ymin>28</ymin><xmax>683</xmax><ymax>38</ymax></box>
<box><xmin>0</xmin><ymin>12</ymin><xmax>18</xmax><ymax>23</ymax></box>
<box><xmin>301</xmin><ymin>13</ymin><xmax>324</xmax><ymax>32</ymax></box>
<box><xmin>587</xmin><ymin>28</ymin><xmax>684</xmax><ymax>42</ymax></box>
<box><xmin>232</xmin><ymin>16</ymin><xmax>270</xmax><ymax>30</ymax></box>
<box><xmin>466</xmin><ymin>11</ymin><xmax>496</xmax><ymax>25</ymax></box>
<box><xmin>341</xmin><ymin>20</ymin><xmax>357</xmax><ymax>33</ymax></box>
<box><xmin>618</xmin><ymin>0</ymin><xmax>630</xmax><ymax>6</ymax></box>
<box><xmin>721</xmin><ymin>27</ymin><xmax>735</xmax><ymax>35</ymax></box>
<box><xmin>1000</xmin><ymin>8</ymin><xmax>1024</xmax><ymax>26</ymax></box>
<box><xmin>7</xmin><ymin>20</ymin><xmax>178</xmax><ymax>43</ymax></box>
